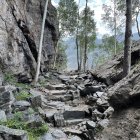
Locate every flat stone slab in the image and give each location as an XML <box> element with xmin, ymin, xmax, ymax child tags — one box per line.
<box><xmin>64</xmin><ymin>111</ymin><xmax>85</xmax><ymax>120</ymax></box>
<box><xmin>68</xmin><ymin>136</ymin><xmax>81</xmax><ymax>140</ymax></box>
<box><xmin>46</xmin><ymin>101</ymin><xmax>65</xmax><ymax>109</ymax></box>
<box><xmin>66</xmin><ymin>119</ymin><xmax>88</xmax><ymax>126</ymax></box>
<box><xmin>0</xmin><ymin>125</ymin><xmax>28</xmax><ymax>140</ymax></box>
<box><xmin>63</xmin><ymin>105</ymin><xmax>89</xmax><ymax>120</ymax></box>
<box><xmin>12</xmin><ymin>101</ymin><xmax>31</xmax><ymax>111</ymax></box>
<box><xmin>64</xmin><ymin>128</ymin><xmax>82</xmax><ymax>135</ymax></box>
<box><xmin>45</xmin><ymin>84</ymin><xmax>66</xmax><ymax>90</ymax></box>
<box><xmin>0</xmin><ymin>110</ymin><xmax>7</xmax><ymax>122</ymax></box>
<box><xmin>49</xmin><ymin>90</ymin><xmax>67</xmax><ymax>96</ymax></box>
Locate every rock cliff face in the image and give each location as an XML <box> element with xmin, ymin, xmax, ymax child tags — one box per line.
<box><xmin>0</xmin><ymin>0</ymin><xmax>59</xmax><ymax>81</ymax></box>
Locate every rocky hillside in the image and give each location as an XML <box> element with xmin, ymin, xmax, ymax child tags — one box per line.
<box><xmin>91</xmin><ymin>40</ymin><xmax>140</xmax><ymax>140</ymax></box>
<box><xmin>0</xmin><ymin>0</ymin><xmax>59</xmax><ymax>82</ymax></box>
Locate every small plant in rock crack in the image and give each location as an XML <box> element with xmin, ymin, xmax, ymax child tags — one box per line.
<box><xmin>15</xmin><ymin>90</ymin><xmax>32</xmax><ymax>101</ymax></box>
<box><xmin>4</xmin><ymin>73</ymin><xmax>17</xmax><ymax>84</ymax></box>
<box><xmin>15</xmin><ymin>82</ymin><xmax>31</xmax><ymax>90</ymax></box>
<box><xmin>0</xmin><ymin>111</ymin><xmax>49</xmax><ymax>140</ymax></box>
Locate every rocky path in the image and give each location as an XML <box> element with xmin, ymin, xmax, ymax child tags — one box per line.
<box><xmin>0</xmin><ymin>71</ymin><xmax>114</xmax><ymax>140</ymax></box>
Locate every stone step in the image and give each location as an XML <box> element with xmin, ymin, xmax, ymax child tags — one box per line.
<box><xmin>63</xmin><ymin>111</ymin><xmax>86</xmax><ymax>120</ymax></box>
<box><xmin>45</xmin><ymin>84</ymin><xmax>66</xmax><ymax>90</ymax></box>
<box><xmin>65</xmin><ymin>119</ymin><xmax>89</xmax><ymax>126</ymax></box>
<box><xmin>46</xmin><ymin>101</ymin><xmax>66</xmax><ymax>110</ymax></box>
<box><xmin>48</xmin><ymin>94</ymin><xmax>73</xmax><ymax>102</ymax></box>
<box><xmin>49</xmin><ymin>90</ymin><xmax>67</xmax><ymax>96</ymax></box>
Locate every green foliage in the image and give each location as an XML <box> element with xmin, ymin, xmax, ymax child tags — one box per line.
<box><xmin>0</xmin><ymin>111</ymin><xmax>48</xmax><ymax>140</ymax></box>
<box><xmin>58</xmin><ymin>0</ymin><xmax>78</xmax><ymax>36</ymax></box>
<box><xmin>4</xmin><ymin>73</ymin><xmax>16</xmax><ymax>83</ymax></box>
<box><xmin>92</xmin><ymin>53</ymin><xmax>108</xmax><ymax>68</ymax></box>
<box><xmin>4</xmin><ymin>73</ymin><xmax>31</xmax><ymax>90</ymax></box>
<box><xmin>100</xmin><ymin>34</ymin><xmax>123</xmax><ymax>56</ymax></box>
<box><xmin>78</xmin><ymin>6</ymin><xmax>96</xmax><ymax>48</ymax></box>
<box><xmin>15</xmin><ymin>83</ymin><xmax>31</xmax><ymax>90</ymax></box>
<box><xmin>15</xmin><ymin>90</ymin><xmax>32</xmax><ymax>101</ymax></box>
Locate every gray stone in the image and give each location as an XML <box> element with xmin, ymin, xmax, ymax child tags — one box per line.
<box><xmin>66</xmin><ymin>119</ymin><xmax>86</xmax><ymax>126</ymax></box>
<box><xmin>54</xmin><ymin>113</ymin><xmax>65</xmax><ymax>127</ymax></box>
<box><xmin>0</xmin><ymin>87</ymin><xmax>6</xmax><ymax>93</ymax></box>
<box><xmin>45</xmin><ymin>109</ymin><xmax>58</xmax><ymax>123</ymax></box>
<box><xmin>98</xmin><ymin>119</ymin><xmax>109</xmax><ymax>129</ymax></box>
<box><xmin>52</xmin><ymin>129</ymin><xmax>67</xmax><ymax>139</ymax></box>
<box><xmin>86</xmin><ymin>121</ymin><xmax>96</xmax><ymax>130</ymax></box>
<box><xmin>104</xmin><ymin>107</ymin><xmax>114</xmax><ymax>117</ymax></box>
<box><xmin>86</xmin><ymin>95</ymin><xmax>98</xmax><ymax>105</ymax></box>
<box><xmin>38</xmin><ymin>107</ymin><xmax>45</xmax><ymax>116</ymax></box>
<box><xmin>63</xmin><ymin>110</ymin><xmax>85</xmax><ymax>120</ymax></box>
<box><xmin>30</xmin><ymin>89</ymin><xmax>46</xmax><ymax>96</ymax></box>
<box><xmin>59</xmin><ymin>75</ymin><xmax>70</xmax><ymax>82</ymax></box>
<box><xmin>42</xmin><ymin>130</ymin><xmax>67</xmax><ymax>140</ymax></box>
<box><xmin>80</xmin><ymin>86</ymin><xmax>102</xmax><ymax>97</ymax></box>
<box><xmin>27</xmin><ymin>114</ymin><xmax>44</xmax><ymax>128</ymax></box>
<box><xmin>49</xmin><ymin>90</ymin><xmax>67</xmax><ymax>96</ymax></box>
<box><xmin>5</xmin><ymin>85</ymin><xmax>17</xmax><ymax>93</ymax></box>
<box><xmin>0</xmin><ymin>110</ymin><xmax>7</xmax><ymax>122</ymax></box>
<box><xmin>92</xmin><ymin>109</ymin><xmax>104</xmax><ymax>121</ymax></box>
<box><xmin>41</xmin><ymin>133</ymin><xmax>53</xmax><ymax>140</ymax></box>
<box><xmin>97</xmin><ymin>99</ymin><xmax>108</xmax><ymax>107</ymax></box>
<box><xmin>0</xmin><ymin>103</ymin><xmax>12</xmax><ymax>114</ymax></box>
<box><xmin>0</xmin><ymin>91</ymin><xmax>15</xmax><ymax>106</ymax></box>
<box><xmin>69</xmin><ymin>136</ymin><xmax>81</xmax><ymax>140</ymax></box>
<box><xmin>64</xmin><ymin>128</ymin><xmax>82</xmax><ymax>135</ymax></box>
<box><xmin>0</xmin><ymin>125</ymin><xmax>28</xmax><ymax>140</ymax></box>
<box><xmin>12</xmin><ymin>101</ymin><xmax>31</xmax><ymax>111</ymax></box>
<box><xmin>31</xmin><ymin>95</ymin><xmax>43</xmax><ymax>107</ymax></box>
<box><xmin>95</xmin><ymin>92</ymin><xmax>104</xmax><ymax>98</ymax></box>
<box><xmin>47</xmin><ymin>101</ymin><xmax>65</xmax><ymax>109</ymax></box>
<box><xmin>46</xmin><ymin>84</ymin><xmax>66</xmax><ymax>90</ymax></box>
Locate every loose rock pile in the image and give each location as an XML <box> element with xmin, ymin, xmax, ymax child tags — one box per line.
<box><xmin>0</xmin><ymin>71</ymin><xmax>114</xmax><ymax>140</ymax></box>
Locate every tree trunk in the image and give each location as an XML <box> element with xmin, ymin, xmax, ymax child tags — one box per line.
<box><xmin>136</xmin><ymin>10</ymin><xmax>140</xmax><ymax>37</ymax></box>
<box><xmin>34</xmin><ymin>0</ymin><xmax>49</xmax><ymax>84</ymax></box>
<box><xmin>83</xmin><ymin>0</ymin><xmax>88</xmax><ymax>72</ymax></box>
<box><xmin>114</xmin><ymin>0</ymin><xmax>117</xmax><ymax>55</ymax></box>
<box><xmin>76</xmin><ymin>0</ymin><xmax>81</xmax><ymax>71</ymax></box>
<box><xmin>76</xmin><ymin>34</ymin><xmax>80</xmax><ymax>71</ymax></box>
<box><xmin>123</xmin><ymin>0</ymin><xmax>132</xmax><ymax>77</ymax></box>
<box><xmin>79</xmin><ymin>45</ymin><xmax>82</xmax><ymax>70</ymax></box>
<box><xmin>53</xmin><ymin>41</ymin><xmax>58</xmax><ymax>69</ymax></box>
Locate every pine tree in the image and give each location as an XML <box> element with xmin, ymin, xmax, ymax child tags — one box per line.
<box><xmin>78</xmin><ymin>5</ymin><xmax>96</xmax><ymax>71</ymax></box>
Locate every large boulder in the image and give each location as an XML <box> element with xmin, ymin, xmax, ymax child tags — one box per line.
<box><xmin>91</xmin><ymin>40</ymin><xmax>140</xmax><ymax>85</ymax></box>
<box><xmin>0</xmin><ymin>125</ymin><xmax>28</xmax><ymax>140</ymax></box>
<box><xmin>97</xmin><ymin>56</ymin><xmax>140</xmax><ymax>140</ymax></box>
<box><xmin>108</xmin><ymin>64</ymin><xmax>140</xmax><ymax>109</ymax></box>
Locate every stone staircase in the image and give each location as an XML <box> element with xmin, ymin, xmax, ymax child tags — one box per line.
<box><xmin>0</xmin><ymin>71</ymin><xmax>114</xmax><ymax>140</ymax></box>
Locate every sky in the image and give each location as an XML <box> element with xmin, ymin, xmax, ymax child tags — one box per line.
<box><xmin>52</xmin><ymin>0</ymin><xmax>114</xmax><ymax>38</ymax></box>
